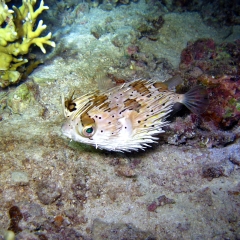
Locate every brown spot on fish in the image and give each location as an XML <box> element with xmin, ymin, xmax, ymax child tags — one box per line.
<box><xmin>64</xmin><ymin>91</ymin><xmax>77</xmax><ymax>112</ymax></box>
<box><xmin>81</xmin><ymin>112</ymin><xmax>95</xmax><ymax>127</ymax></box>
<box><xmin>66</xmin><ymin>102</ymin><xmax>76</xmax><ymax>112</ymax></box>
<box><xmin>124</xmin><ymin>99</ymin><xmax>141</xmax><ymax>112</ymax></box>
<box><xmin>98</xmin><ymin>101</ymin><xmax>110</xmax><ymax>110</ymax></box>
<box><xmin>153</xmin><ymin>82</ymin><xmax>168</xmax><ymax>91</ymax></box>
<box><xmin>130</xmin><ymin>80</ymin><xmax>151</xmax><ymax>95</ymax></box>
<box><xmin>91</xmin><ymin>94</ymin><xmax>108</xmax><ymax>107</ymax></box>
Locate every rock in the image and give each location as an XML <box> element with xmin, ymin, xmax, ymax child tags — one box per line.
<box><xmin>36</xmin><ymin>181</ymin><xmax>62</xmax><ymax>205</ymax></box>
<box><xmin>189</xmin><ymin>187</ymin><xmax>213</xmax><ymax>206</ymax></box>
<box><xmin>92</xmin><ymin>219</ymin><xmax>156</xmax><ymax>240</ymax></box>
<box><xmin>202</xmin><ymin>160</ymin><xmax>234</xmax><ymax>180</ymax></box>
<box><xmin>147</xmin><ymin>195</ymin><xmax>176</xmax><ymax>212</ymax></box>
<box><xmin>71</xmin><ymin>168</ymin><xmax>88</xmax><ymax>204</ymax></box>
<box><xmin>11</xmin><ymin>171</ymin><xmax>29</xmax><ymax>186</ymax></box>
<box><xmin>7</xmin><ymin>83</ymin><xmax>37</xmax><ymax>114</ymax></box>
<box><xmin>115</xmin><ymin>165</ymin><xmax>136</xmax><ymax>177</ymax></box>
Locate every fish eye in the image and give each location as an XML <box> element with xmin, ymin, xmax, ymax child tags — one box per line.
<box><xmin>82</xmin><ymin>124</ymin><xmax>96</xmax><ymax>137</ymax></box>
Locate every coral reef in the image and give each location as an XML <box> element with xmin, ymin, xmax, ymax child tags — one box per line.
<box><xmin>179</xmin><ymin>38</ymin><xmax>240</xmax><ymax>129</ymax></box>
<box><xmin>161</xmin><ymin>0</ymin><xmax>240</xmax><ymax>27</ymax></box>
<box><xmin>0</xmin><ymin>0</ymin><xmax>55</xmax><ymax>88</ymax></box>
<box><xmin>100</xmin><ymin>0</ymin><xmax>139</xmax><ymax>10</ymax></box>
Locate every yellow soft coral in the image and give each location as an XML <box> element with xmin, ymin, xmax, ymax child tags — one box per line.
<box><xmin>0</xmin><ymin>0</ymin><xmax>55</xmax><ymax>88</ymax></box>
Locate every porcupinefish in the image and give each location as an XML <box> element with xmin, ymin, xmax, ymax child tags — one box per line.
<box><xmin>61</xmin><ymin>79</ymin><xmax>208</xmax><ymax>152</ymax></box>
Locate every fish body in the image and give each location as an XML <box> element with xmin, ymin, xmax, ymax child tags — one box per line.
<box><xmin>62</xmin><ymin>79</ymin><xmax>208</xmax><ymax>152</ymax></box>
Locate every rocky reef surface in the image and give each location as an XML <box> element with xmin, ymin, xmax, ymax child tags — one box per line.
<box><xmin>0</xmin><ymin>0</ymin><xmax>239</xmax><ymax>239</ymax></box>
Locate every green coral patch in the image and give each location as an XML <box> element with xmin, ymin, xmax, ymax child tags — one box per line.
<box><xmin>68</xmin><ymin>140</ymin><xmax>100</xmax><ymax>153</ymax></box>
<box><xmin>236</xmin><ymin>102</ymin><xmax>240</xmax><ymax>112</ymax></box>
<box><xmin>33</xmin><ymin>76</ymin><xmax>56</xmax><ymax>87</ymax></box>
<box><xmin>228</xmin><ymin>98</ymin><xmax>236</xmax><ymax>106</ymax></box>
<box><xmin>7</xmin><ymin>83</ymin><xmax>36</xmax><ymax>114</ymax></box>
<box><xmin>223</xmin><ymin>107</ymin><xmax>233</xmax><ymax>118</ymax></box>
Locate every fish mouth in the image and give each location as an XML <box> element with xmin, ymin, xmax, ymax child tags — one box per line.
<box><xmin>61</xmin><ymin>122</ymin><xmax>72</xmax><ymax>138</ymax></box>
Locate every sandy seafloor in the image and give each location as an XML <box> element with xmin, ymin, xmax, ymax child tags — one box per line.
<box><xmin>0</xmin><ymin>0</ymin><xmax>240</xmax><ymax>239</ymax></box>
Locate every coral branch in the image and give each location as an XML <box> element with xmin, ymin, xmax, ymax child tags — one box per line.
<box><xmin>0</xmin><ymin>0</ymin><xmax>55</xmax><ymax>87</ymax></box>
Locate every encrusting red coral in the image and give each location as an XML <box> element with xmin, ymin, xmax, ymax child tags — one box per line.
<box><xmin>179</xmin><ymin>38</ymin><xmax>240</xmax><ymax>129</ymax></box>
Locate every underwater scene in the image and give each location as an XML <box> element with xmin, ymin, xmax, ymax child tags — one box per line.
<box><xmin>0</xmin><ymin>0</ymin><xmax>240</xmax><ymax>239</ymax></box>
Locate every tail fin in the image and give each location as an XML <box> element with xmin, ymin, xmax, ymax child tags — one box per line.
<box><xmin>182</xmin><ymin>86</ymin><xmax>208</xmax><ymax>115</ymax></box>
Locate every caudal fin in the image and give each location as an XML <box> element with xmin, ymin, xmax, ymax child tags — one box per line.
<box><xmin>182</xmin><ymin>86</ymin><xmax>208</xmax><ymax>115</ymax></box>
